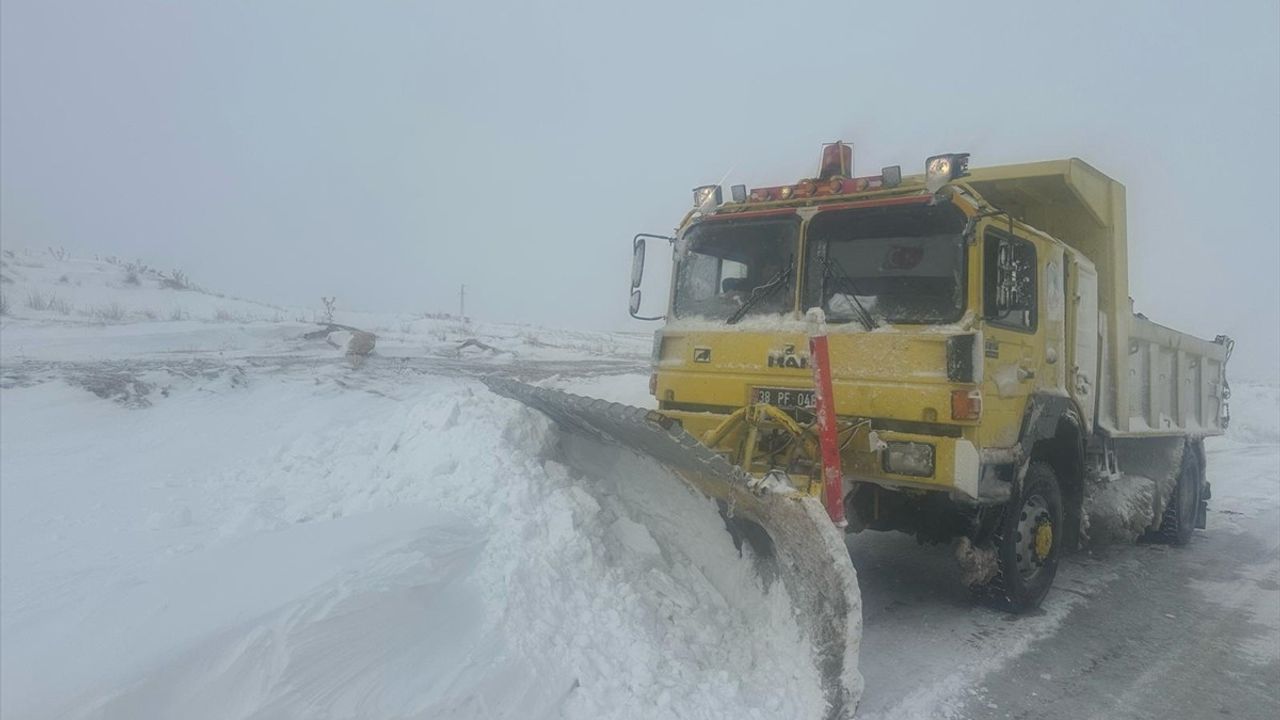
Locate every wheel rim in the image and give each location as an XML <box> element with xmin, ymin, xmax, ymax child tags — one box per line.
<box><xmin>1014</xmin><ymin>493</ymin><xmax>1053</xmax><ymax>581</ymax></box>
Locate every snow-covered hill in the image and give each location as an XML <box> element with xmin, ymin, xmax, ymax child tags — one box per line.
<box><xmin>1</xmin><ymin>247</ymin><xmax>649</xmax><ymax>366</ymax></box>
<box><xmin>1</xmin><ymin>248</ymin><xmax>282</xmax><ymax>323</ymax></box>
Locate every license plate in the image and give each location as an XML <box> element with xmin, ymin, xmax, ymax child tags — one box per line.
<box><xmin>752</xmin><ymin>386</ymin><xmax>816</xmax><ymax>409</ymax></box>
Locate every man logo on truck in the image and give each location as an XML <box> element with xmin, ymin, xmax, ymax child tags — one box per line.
<box><xmin>768</xmin><ymin>345</ymin><xmax>809</xmax><ymax>369</ymax></box>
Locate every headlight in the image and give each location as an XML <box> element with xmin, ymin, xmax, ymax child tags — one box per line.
<box><xmin>883</xmin><ymin>441</ymin><xmax>935</xmax><ymax>477</ymax></box>
<box><xmin>925</xmin><ymin>153</ymin><xmax>970</xmax><ymax>193</ymax></box>
<box><xmin>693</xmin><ymin>185</ymin><xmax>722</xmax><ymax>209</ymax></box>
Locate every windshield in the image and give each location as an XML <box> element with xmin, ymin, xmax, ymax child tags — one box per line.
<box><xmin>805</xmin><ymin>205</ymin><xmax>967</xmax><ymax>325</ymax></box>
<box><xmin>673</xmin><ymin>217</ymin><xmax>799</xmax><ymax>321</ymax></box>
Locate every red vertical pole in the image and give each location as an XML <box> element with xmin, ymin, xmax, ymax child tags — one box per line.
<box><xmin>810</xmin><ymin>325</ymin><xmax>847</xmax><ymax>527</ymax></box>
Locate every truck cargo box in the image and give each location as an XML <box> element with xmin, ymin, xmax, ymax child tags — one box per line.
<box><xmin>1121</xmin><ymin>314</ymin><xmax>1230</xmax><ymax>436</ymax></box>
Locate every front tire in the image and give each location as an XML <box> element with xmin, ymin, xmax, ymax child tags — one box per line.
<box><xmin>979</xmin><ymin>461</ymin><xmax>1064</xmax><ymax>613</ymax></box>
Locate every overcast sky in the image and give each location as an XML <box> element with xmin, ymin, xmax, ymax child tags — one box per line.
<box><xmin>2</xmin><ymin>0</ymin><xmax>1277</xmax><ymax>380</ymax></box>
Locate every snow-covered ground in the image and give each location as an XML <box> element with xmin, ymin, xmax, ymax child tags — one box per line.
<box><xmin>1</xmin><ymin>250</ymin><xmax>819</xmax><ymax>720</ymax></box>
<box><xmin>0</xmin><ymin>248</ymin><xmax>649</xmax><ymax>367</ymax></box>
<box><xmin>2</xmin><ymin>248</ymin><xmax>1277</xmax><ymax>719</ymax></box>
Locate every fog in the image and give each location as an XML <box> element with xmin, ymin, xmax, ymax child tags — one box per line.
<box><xmin>2</xmin><ymin>0</ymin><xmax>1277</xmax><ymax>380</ymax></box>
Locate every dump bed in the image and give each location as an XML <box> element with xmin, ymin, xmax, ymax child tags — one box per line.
<box><xmin>964</xmin><ymin>159</ymin><xmax>1229</xmax><ymax>438</ymax></box>
<box><xmin>1122</xmin><ymin>314</ymin><xmax>1230</xmax><ymax>436</ymax></box>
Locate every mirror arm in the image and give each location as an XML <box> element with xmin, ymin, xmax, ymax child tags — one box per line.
<box><xmin>632</xmin><ymin>234</ymin><xmax>676</xmax><ymax>288</ymax></box>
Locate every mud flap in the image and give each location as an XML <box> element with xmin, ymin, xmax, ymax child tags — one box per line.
<box><xmin>483</xmin><ymin>377</ymin><xmax>863</xmax><ymax>719</ymax></box>
<box><xmin>1196</xmin><ymin>480</ymin><xmax>1210</xmax><ymax>529</ymax></box>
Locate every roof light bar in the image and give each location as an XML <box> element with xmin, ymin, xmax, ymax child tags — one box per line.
<box><xmin>819</xmin><ymin>141</ymin><xmax>853</xmax><ymax>179</ymax></box>
<box><xmin>739</xmin><ymin>143</ymin><xmax>955</xmax><ymax>203</ymax></box>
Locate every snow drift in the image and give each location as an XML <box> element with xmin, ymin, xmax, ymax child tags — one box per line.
<box><xmin>0</xmin><ymin>248</ymin><xmax>833</xmax><ymax>719</ymax></box>
<box><xmin>1</xmin><ymin>366</ymin><xmax>835</xmax><ymax>719</ymax></box>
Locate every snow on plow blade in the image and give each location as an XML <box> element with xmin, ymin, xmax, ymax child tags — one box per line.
<box><xmin>483</xmin><ymin>378</ymin><xmax>862</xmax><ymax>718</ymax></box>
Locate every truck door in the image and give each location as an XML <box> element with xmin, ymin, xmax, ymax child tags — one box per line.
<box><xmin>980</xmin><ymin>227</ymin><xmax>1042</xmax><ymax>441</ymax></box>
<box><xmin>1067</xmin><ymin>257</ymin><xmax>1100</xmax><ymax>432</ymax></box>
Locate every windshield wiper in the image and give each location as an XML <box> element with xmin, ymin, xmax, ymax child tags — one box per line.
<box><xmin>821</xmin><ymin>256</ymin><xmax>878</xmax><ymax>330</ymax></box>
<box><xmin>727</xmin><ymin>260</ymin><xmax>793</xmax><ymax>325</ymax></box>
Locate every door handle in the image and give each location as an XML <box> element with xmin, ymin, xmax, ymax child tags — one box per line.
<box><xmin>1017</xmin><ymin>366</ymin><xmax>1036</xmax><ymax>381</ymax></box>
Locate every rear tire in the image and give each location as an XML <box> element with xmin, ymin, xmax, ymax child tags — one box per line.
<box><xmin>1156</xmin><ymin>448</ymin><xmax>1200</xmax><ymax>546</ymax></box>
<box><xmin>977</xmin><ymin>461</ymin><xmax>1064</xmax><ymax>613</ymax></box>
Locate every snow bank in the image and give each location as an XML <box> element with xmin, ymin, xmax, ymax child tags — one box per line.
<box><xmin>1201</xmin><ymin>381</ymin><xmax>1280</xmax><ymax>529</ymax></box>
<box><xmin>1</xmin><ymin>296</ymin><xmax>825</xmax><ymax>719</ymax></box>
<box><xmin>1221</xmin><ymin>381</ymin><xmax>1280</xmax><ymax>448</ymax></box>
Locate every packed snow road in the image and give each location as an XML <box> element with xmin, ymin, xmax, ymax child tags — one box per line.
<box><xmin>949</xmin><ymin>498</ymin><xmax>1279</xmax><ymax>719</ymax></box>
<box><xmin>850</xmin><ymin>443</ymin><xmax>1279</xmax><ymax>720</ymax></box>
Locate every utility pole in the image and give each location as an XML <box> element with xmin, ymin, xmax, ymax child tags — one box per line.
<box><xmin>459</xmin><ymin>284</ymin><xmax>466</xmax><ymax>320</ymax></box>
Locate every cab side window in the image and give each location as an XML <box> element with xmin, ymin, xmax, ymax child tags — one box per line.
<box><xmin>984</xmin><ymin>231</ymin><xmax>1037</xmax><ymax>332</ymax></box>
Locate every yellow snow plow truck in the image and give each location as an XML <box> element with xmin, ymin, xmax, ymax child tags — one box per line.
<box><xmin>485</xmin><ymin>143</ymin><xmax>1231</xmax><ymax>719</ymax></box>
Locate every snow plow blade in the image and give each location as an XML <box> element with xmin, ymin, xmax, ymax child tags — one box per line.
<box><xmin>483</xmin><ymin>378</ymin><xmax>862</xmax><ymax>719</ymax></box>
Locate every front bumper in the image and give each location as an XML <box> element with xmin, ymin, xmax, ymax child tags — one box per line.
<box><xmin>661</xmin><ymin>408</ymin><xmax>983</xmax><ymax>500</ymax></box>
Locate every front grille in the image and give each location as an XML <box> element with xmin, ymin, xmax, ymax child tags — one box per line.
<box><xmin>662</xmin><ymin>401</ymin><xmax>962</xmax><ymax>439</ymax></box>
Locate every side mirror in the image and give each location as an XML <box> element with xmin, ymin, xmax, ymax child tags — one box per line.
<box><xmin>631</xmin><ymin>236</ymin><xmax>646</xmax><ymax>289</ymax></box>
<box><xmin>630</xmin><ymin>233</ymin><xmax>675</xmax><ymax>321</ymax></box>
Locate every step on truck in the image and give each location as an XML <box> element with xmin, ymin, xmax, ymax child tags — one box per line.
<box><xmin>486</xmin><ymin>142</ymin><xmax>1231</xmax><ymax>719</ymax></box>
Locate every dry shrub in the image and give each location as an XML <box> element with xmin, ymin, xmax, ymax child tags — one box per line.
<box><xmin>160</xmin><ymin>269</ymin><xmax>192</xmax><ymax>290</ymax></box>
<box><xmin>93</xmin><ymin>302</ymin><xmax>127</xmax><ymax>322</ymax></box>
